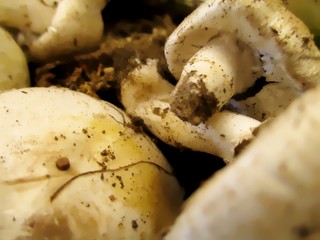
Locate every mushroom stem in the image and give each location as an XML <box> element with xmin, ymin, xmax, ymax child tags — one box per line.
<box><xmin>121</xmin><ymin>59</ymin><xmax>261</xmax><ymax>162</ymax></box>
<box><xmin>170</xmin><ymin>34</ymin><xmax>261</xmax><ymax>124</ymax></box>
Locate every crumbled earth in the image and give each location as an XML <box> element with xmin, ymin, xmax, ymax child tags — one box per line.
<box><xmin>34</xmin><ymin>15</ymin><xmax>176</xmax><ymax>99</ymax></box>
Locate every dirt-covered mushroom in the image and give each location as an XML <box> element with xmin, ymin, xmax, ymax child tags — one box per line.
<box><xmin>0</xmin><ymin>87</ymin><xmax>183</xmax><ymax>240</ymax></box>
<box><xmin>0</xmin><ymin>0</ymin><xmax>107</xmax><ymax>61</ymax></box>
<box><xmin>227</xmin><ymin>82</ymin><xmax>302</xmax><ymax>121</ymax></box>
<box><xmin>0</xmin><ymin>27</ymin><xmax>30</xmax><ymax>91</ymax></box>
<box><xmin>163</xmin><ymin>84</ymin><xmax>320</xmax><ymax>240</ymax></box>
<box><xmin>121</xmin><ymin>59</ymin><xmax>260</xmax><ymax>162</ymax></box>
<box><xmin>165</xmin><ymin>0</ymin><xmax>320</xmax><ymax>124</ymax></box>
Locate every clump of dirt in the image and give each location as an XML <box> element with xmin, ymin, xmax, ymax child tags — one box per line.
<box><xmin>35</xmin><ymin>15</ymin><xmax>176</xmax><ymax>100</ymax></box>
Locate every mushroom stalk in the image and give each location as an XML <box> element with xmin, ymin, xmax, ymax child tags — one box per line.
<box><xmin>170</xmin><ymin>34</ymin><xmax>261</xmax><ymax>124</ymax></box>
<box><xmin>164</xmin><ymin>84</ymin><xmax>320</xmax><ymax>240</ymax></box>
<box><xmin>121</xmin><ymin>59</ymin><xmax>261</xmax><ymax>162</ymax></box>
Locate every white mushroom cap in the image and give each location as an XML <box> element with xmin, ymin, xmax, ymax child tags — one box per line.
<box><xmin>0</xmin><ymin>27</ymin><xmax>30</xmax><ymax>91</ymax></box>
<box><xmin>165</xmin><ymin>0</ymin><xmax>320</xmax><ymax>123</ymax></box>
<box><xmin>164</xmin><ymin>84</ymin><xmax>320</xmax><ymax>240</ymax></box>
<box><xmin>0</xmin><ymin>87</ymin><xmax>183</xmax><ymax>239</ymax></box>
<box><xmin>0</xmin><ymin>0</ymin><xmax>107</xmax><ymax>61</ymax></box>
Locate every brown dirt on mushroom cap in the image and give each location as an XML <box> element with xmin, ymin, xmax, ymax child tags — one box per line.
<box><xmin>19</xmin><ymin>209</ymin><xmax>73</xmax><ymax>240</ymax></box>
<box><xmin>170</xmin><ymin>71</ymin><xmax>218</xmax><ymax>125</ymax></box>
<box><xmin>34</xmin><ymin>16</ymin><xmax>176</xmax><ymax>98</ymax></box>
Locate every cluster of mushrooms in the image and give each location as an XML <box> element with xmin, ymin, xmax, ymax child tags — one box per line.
<box><xmin>1</xmin><ymin>0</ymin><xmax>320</xmax><ymax>239</ymax></box>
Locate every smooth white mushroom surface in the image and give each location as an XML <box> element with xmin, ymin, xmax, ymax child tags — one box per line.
<box><xmin>164</xmin><ymin>84</ymin><xmax>320</xmax><ymax>240</ymax></box>
<box><xmin>0</xmin><ymin>0</ymin><xmax>107</xmax><ymax>61</ymax></box>
<box><xmin>165</xmin><ymin>0</ymin><xmax>320</xmax><ymax>124</ymax></box>
<box><xmin>0</xmin><ymin>87</ymin><xmax>183</xmax><ymax>240</ymax></box>
<box><xmin>0</xmin><ymin>27</ymin><xmax>30</xmax><ymax>91</ymax></box>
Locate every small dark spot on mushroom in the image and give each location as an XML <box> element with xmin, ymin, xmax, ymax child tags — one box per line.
<box><xmin>112</xmin><ymin>183</ymin><xmax>116</xmax><ymax>187</ymax></box>
<box><xmin>101</xmin><ymin>149</ymin><xmax>108</xmax><ymax>156</ymax></box>
<box><xmin>82</xmin><ymin>128</ymin><xmax>88</xmax><ymax>134</ymax></box>
<box><xmin>116</xmin><ymin>175</ymin><xmax>125</xmax><ymax>189</ymax></box>
<box><xmin>270</xmin><ymin>27</ymin><xmax>279</xmax><ymax>35</ymax></box>
<box><xmin>131</xmin><ymin>220</ymin><xmax>138</xmax><ymax>230</ymax></box>
<box><xmin>109</xmin><ymin>195</ymin><xmax>116</xmax><ymax>202</ymax></box>
<box><xmin>21</xmin><ymin>91</ymin><xmax>28</xmax><ymax>94</ymax></box>
<box><xmin>56</xmin><ymin>157</ymin><xmax>70</xmax><ymax>171</ymax></box>
<box><xmin>293</xmin><ymin>225</ymin><xmax>311</xmax><ymax>238</ymax></box>
<box><xmin>302</xmin><ymin>37</ymin><xmax>310</xmax><ymax>47</ymax></box>
<box><xmin>131</xmin><ymin>116</ymin><xmax>144</xmax><ymax>127</ymax></box>
<box><xmin>153</xmin><ymin>107</ymin><xmax>161</xmax><ymax>116</ymax></box>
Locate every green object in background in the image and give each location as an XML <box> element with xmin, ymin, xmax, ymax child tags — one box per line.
<box><xmin>285</xmin><ymin>0</ymin><xmax>320</xmax><ymax>36</ymax></box>
<box><xmin>285</xmin><ymin>0</ymin><xmax>320</xmax><ymax>47</ymax></box>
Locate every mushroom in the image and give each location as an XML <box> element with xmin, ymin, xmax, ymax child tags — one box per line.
<box><xmin>121</xmin><ymin>59</ymin><xmax>260</xmax><ymax>162</ymax></box>
<box><xmin>0</xmin><ymin>0</ymin><xmax>61</xmax><ymax>34</ymax></box>
<box><xmin>227</xmin><ymin>82</ymin><xmax>302</xmax><ymax>121</ymax></box>
<box><xmin>163</xmin><ymin>84</ymin><xmax>320</xmax><ymax>240</ymax></box>
<box><xmin>174</xmin><ymin>0</ymin><xmax>320</xmax><ymax>41</ymax></box>
<box><xmin>0</xmin><ymin>87</ymin><xmax>183</xmax><ymax>239</ymax></box>
<box><xmin>0</xmin><ymin>27</ymin><xmax>30</xmax><ymax>91</ymax></box>
<box><xmin>165</xmin><ymin>0</ymin><xmax>320</xmax><ymax>124</ymax></box>
<box><xmin>0</xmin><ymin>0</ymin><xmax>108</xmax><ymax>61</ymax></box>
